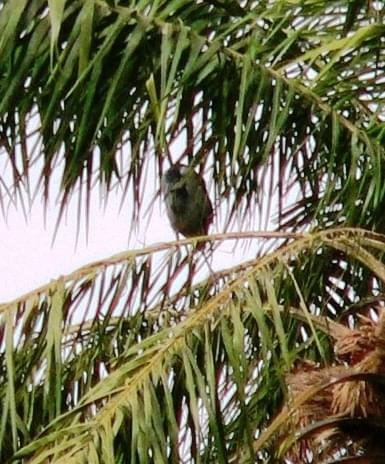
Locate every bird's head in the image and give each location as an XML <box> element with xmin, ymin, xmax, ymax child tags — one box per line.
<box><xmin>162</xmin><ymin>165</ymin><xmax>188</xmax><ymax>186</ymax></box>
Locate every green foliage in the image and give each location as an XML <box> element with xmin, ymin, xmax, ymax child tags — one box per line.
<box><xmin>0</xmin><ymin>0</ymin><xmax>384</xmax><ymax>232</ymax></box>
<box><xmin>0</xmin><ymin>230</ymin><xmax>384</xmax><ymax>462</ymax></box>
<box><xmin>1</xmin><ymin>0</ymin><xmax>385</xmax><ymax>462</ymax></box>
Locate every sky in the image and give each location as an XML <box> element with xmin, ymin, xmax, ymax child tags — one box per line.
<box><xmin>0</xmin><ymin>123</ymin><xmax>180</xmax><ymax>302</ymax></box>
<box><xmin>0</xmin><ymin>169</ymin><xmax>242</xmax><ymax>303</ymax></box>
<box><xmin>0</xmin><ymin>167</ymin><xmax>280</xmax><ymax>303</ymax></box>
<box><xmin>0</xmin><ymin>134</ymin><xmax>283</xmax><ymax>303</ymax></box>
<box><xmin>0</xmin><ymin>96</ymin><xmax>291</xmax><ymax>303</ymax></box>
<box><xmin>0</xmin><ymin>178</ymin><xmax>173</xmax><ymax>302</ymax></box>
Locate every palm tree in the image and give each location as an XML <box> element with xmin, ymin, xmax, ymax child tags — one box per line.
<box><xmin>1</xmin><ymin>0</ymin><xmax>385</xmax><ymax>462</ymax></box>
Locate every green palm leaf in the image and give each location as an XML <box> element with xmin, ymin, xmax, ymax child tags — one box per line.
<box><xmin>2</xmin><ymin>1</ymin><xmax>385</xmax><ymax>462</ymax></box>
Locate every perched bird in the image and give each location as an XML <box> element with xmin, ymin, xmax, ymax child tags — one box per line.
<box><xmin>161</xmin><ymin>165</ymin><xmax>213</xmax><ymax>241</ymax></box>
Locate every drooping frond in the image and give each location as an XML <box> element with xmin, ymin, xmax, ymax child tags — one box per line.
<box><xmin>1</xmin><ymin>1</ymin><xmax>385</xmax><ymax>234</ymax></box>
<box><xmin>3</xmin><ymin>1</ymin><xmax>385</xmax><ymax>462</ymax></box>
<box><xmin>2</xmin><ymin>228</ymin><xmax>385</xmax><ymax>462</ymax></box>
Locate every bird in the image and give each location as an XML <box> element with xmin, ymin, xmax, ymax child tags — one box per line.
<box><xmin>161</xmin><ymin>164</ymin><xmax>213</xmax><ymax>243</ymax></box>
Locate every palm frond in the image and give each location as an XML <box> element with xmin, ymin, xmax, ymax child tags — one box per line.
<box><xmin>1</xmin><ymin>1</ymin><xmax>385</xmax><ymax>235</ymax></box>
<box><xmin>1</xmin><ymin>228</ymin><xmax>385</xmax><ymax>462</ymax></box>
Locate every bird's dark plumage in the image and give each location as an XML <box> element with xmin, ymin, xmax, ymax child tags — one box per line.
<box><xmin>161</xmin><ymin>165</ymin><xmax>213</xmax><ymax>239</ymax></box>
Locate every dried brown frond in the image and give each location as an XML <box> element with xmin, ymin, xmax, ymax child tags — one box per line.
<box><xmin>334</xmin><ymin>311</ymin><xmax>385</xmax><ymax>366</ymax></box>
<box><xmin>284</xmin><ymin>311</ymin><xmax>385</xmax><ymax>462</ymax></box>
<box><xmin>284</xmin><ymin>361</ymin><xmax>347</xmax><ymax>462</ymax></box>
<box><xmin>332</xmin><ymin>311</ymin><xmax>385</xmax><ymax>418</ymax></box>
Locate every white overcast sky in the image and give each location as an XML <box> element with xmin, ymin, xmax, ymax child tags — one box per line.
<box><xmin>0</xmin><ymin>168</ymin><xmax>227</xmax><ymax>302</ymax></box>
<box><xmin>0</xmin><ymin>168</ymin><xmax>282</xmax><ymax>303</ymax></box>
<box><xmin>0</xmin><ymin>132</ymin><xmax>285</xmax><ymax>303</ymax></box>
<box><xmin>0</xmin><ymin>160</ymin><xmax>177</xmax><ymax>302</ymax></box>
<box><xmin>0</xmin><ymin>118</ymin><xmax>181</xmax><ymax>302</ymax></box>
